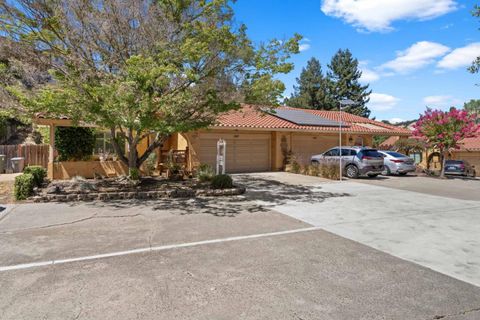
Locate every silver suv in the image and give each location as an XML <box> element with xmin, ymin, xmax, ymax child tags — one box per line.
<box><xmin>311</xmin><ymin>146</ymin><xmax>385</xmax><ymax>179</ymax></box>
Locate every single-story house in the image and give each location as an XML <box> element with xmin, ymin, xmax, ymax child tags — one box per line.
<box><xmin>380</xmin><ymin>132</ymin><xmax>480</xmax><ymax>176</ymax></box>
<box><xmin>34</xmin><ymin>104</ymin><xmax>411</xmax><ymax>179</ymax></box>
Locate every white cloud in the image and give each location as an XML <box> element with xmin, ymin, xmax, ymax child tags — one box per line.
<box><xmin>321</xmin><ymin>0</ymin><xmax>458</xmax><ymax>32</ymax></box>
<box><xmin>422</xmin><ymin>95</ymin><xmax>461</xmax><ymax>108</ymax></box>
<box><xmin>360</xmin><ymin>68</ymin><xmax>380</xmax><ymax>83</ymax></box>
<box><xmin>389</xmin><ymin>118</ymin><xmax>405</xmax><ymax>124</ymax></box>
<box><xmin>368</xmin><ymin>93</ymin><xmax>400</xmax><ymax>111</ymax></box>
<box><xmin>381</xmin><ymin>41</ymin><xmax>450</xmax><ymax>73</ymax></box>
<box><xmin>437</xmin><ymin>42</ymin><xmax>480</xmax><ymax>69</ymax></box>
<box><xmin>299</xmin><ymin>43</ymin><xmax>311</xmax><ymax>52</ymax></box>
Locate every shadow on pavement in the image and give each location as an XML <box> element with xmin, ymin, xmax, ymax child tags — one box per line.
<box><xmin>77</xmin><ymin>175</ymin><xmax>350</xmax><ymax>217</ymax></box>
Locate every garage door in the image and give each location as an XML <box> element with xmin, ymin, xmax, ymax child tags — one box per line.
<box><xmin>291</xmin><ymin>134</ymin><xmax>338</xmax><ymax>165</ymax></box>
<box><xmin>196</xmin><ymin>133</ymin><xmax>271</xmax><ymax>173</ymax></box>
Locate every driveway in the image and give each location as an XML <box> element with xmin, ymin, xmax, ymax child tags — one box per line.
<box><xmin>1</xmin><ymin>174</ymin><xmax>480</xmax><ymax>319</ymax></box>
<box><xmin>258</xmin><ymin>172</ymin><xmax>480</xmax><ymax>287</ymax></box>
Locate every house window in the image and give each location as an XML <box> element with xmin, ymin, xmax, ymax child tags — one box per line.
<box><xmin>94</xmin><ymin>131</ymin><xmax>126</xmax><ymax>158</ymax></box>
<box><xmin>410</xmin><ymin>152</ymin><xmax>422</xmax><ymax>164</ymax></box>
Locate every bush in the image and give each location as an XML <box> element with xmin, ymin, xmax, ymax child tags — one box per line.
<box><xmin>307</xmin><ymin>164</ymin><xmax>320</xmax><ymax>176</ymax></box>
<box><xmin>319</xmin><ymin>163</ymin><xmax>340</xmax><ymax>180</ymax></box>
<box><xmin>211</xmin><ymin>174</ymin><xmax>233</xmax><ymax>189</ymax></box>
<box><xmin>55</xmin><ymin>127</ymin><xmax>95</xmax><ymax>161</ymax></box>
<box><xmin>196</xmin><ymin>164</ymin><xmax>215</xmax><ymax>182</ymax></box>
<box><xmin>129</xmin><ymin>167</ymin><xmax>140</xmax><ymax>181</ymax></box>
<box><xmin>14</xmin><ymin>173</ymin><xmax>35</xmax><ymax>200</ymax></box>
<box><xmin>23</xmin><ymin>166</ymin><xmax>47</xmax><ymax>187</ymax></box>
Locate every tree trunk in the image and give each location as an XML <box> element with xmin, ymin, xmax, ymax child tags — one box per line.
<box><xmin>439</xmin><ymin>150</ymin><xmax>447</xmax><ymax>178</ymax></box>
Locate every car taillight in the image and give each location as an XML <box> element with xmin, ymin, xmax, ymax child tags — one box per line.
<box><xmin>460</xmin><ymin>164</ymin><xmax>465</xmax><ymax>170</ymax></box>
<box><xmin>391</xmin><ymin>159</ymin><xmax>404</xmax><ymax>163</ymax></box>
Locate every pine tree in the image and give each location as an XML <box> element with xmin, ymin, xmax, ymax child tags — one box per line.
<box><xmin>285</xmin><ymin>58</ymin><xmax>331</xmax><ymax>109</ymax></box>
<box><xmin>327</xmin><ymin>49</ymin><xmax>371</xmax><ymax>117</ymax></box>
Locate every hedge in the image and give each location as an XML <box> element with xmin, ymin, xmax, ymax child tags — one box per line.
<box><xmin>55</xmin><ymin>127</ymin><xmax>95</xmax><ymax>161</ymax></box>
<box><xmin>14</xmin><ymin>173</ymin><xmax>35</xmax><ymax>200</ymax></box>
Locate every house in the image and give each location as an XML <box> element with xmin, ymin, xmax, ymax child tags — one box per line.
<box><xmin>34</xmin><ymin>104</ymin><xmax>411</xmax><ymax>179</ymax></box>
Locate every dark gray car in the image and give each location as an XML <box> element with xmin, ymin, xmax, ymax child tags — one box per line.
<box><xmin>444</xmin><ymin>160</ymin><xmax>476</xmax><ymax>177</ymax></box>
<box><xmin>311</xmin><ymin>146</ymin><xmax>384</xmax><ymax>179</ymax></box>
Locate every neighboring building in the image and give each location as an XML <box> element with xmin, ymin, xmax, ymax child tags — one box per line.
<box><xmin>379</xmin><ymin>132</ymin><xmax>480</xmax><ymax>176</ymax></box>
<box><xmin>35</xmin><ymin>104</ymin><xmax>411</xmax><ymax>179</ymax></box>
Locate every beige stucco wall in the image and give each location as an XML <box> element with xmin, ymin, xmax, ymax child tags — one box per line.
<box><xmin>51</xmin><ymin>161</ymin><xmax>128</xmax><ymax>180</ymax></box>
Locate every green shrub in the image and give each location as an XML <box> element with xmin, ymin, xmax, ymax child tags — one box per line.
<box><xmin>55</xmin><ymin>127</ymin><xmax>95</xmax><ymax>161</ymax></box>
<box><xmin>319</xmin><ymin>163</ymin><xmax>340</xmax><ymax>180</ymax></box>
<box><xmin>196</xmin><ymin>164</ymin><xmax>215</xmax><ymax>182</ymax></box>
<box><xmin>14</xmin><ymin>173</ymin><xmax>35</xmax><ymax>200</ymax></box>
<box><xmin>307</xmin><ymin>164</ymin><xmax>320</xmax><ymax>176</ymax></box>
<box><xmin>23</xmin><ymin>166</ymin><xmax>47</xmax><ymax>187</ymax></box>
<box><xmin>129</xmin><ymin>167</ymin><xmax>140</xmax><ymax>181</ymax></box>
<box><xmin>211</xmin><ymin>174</ymin><xmax>233</xmax><ymax>189</ymax></box>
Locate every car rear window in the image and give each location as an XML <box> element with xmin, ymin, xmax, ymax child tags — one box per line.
<box><xmin>361</xmin><ymin>150</ymin><xmax>382</xmax><ymax>158</ymax></box>
<box><xmin>445</xmin><ymin>160</ymin><xmax>463</xmax><ymax>165</ymax></box>
<box><xmin>386</xmin><ymin>151</ymin><xmax>406</xmax><ymax>158</ymax></box>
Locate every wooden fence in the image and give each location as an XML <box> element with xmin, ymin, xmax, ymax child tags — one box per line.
<box><xmin>0</xmin><ymin>144</ymin><xmax>49</xmax><ymax>171</ymax></box>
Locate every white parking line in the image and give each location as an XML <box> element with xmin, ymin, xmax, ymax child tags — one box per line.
<box><xmin>0</xmin><ymin>226</ymin><xmax>321</xmax><ymax>272</ymax></box>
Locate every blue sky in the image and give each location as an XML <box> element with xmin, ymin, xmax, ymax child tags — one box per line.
<box><xmin>233</xmin><ymin>0</ymin><xmax>480</xmax><ymax>122</ymax></box>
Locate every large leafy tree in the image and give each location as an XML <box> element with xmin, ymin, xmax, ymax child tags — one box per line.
<box><xmin>285</xmin><ymin>57</ymin><xmax>331</xmax><ymax>109</ymax></box>
<box><xmin>413</xmin><ymin>108</ymin><xmax>479</xmax><ymax>178</ymax></box>
<box><xmin>469</xmin><ymin>5</ymin><xmax>480</xmax><ymax>73</ymax></box>
<box><xmin>0</xmin><ymin>0</ymin><xmax>300</xmax><ymax>174</ymax></box>
<box><xmin>0</xmin><ymin>37</ymin><xmax>51</xmax><ymax>121</ymax></box>
<box><xmin>464</xmin><ymin>99</ymin><xmax>480</xmax><ymax>121</ymax></box>
<box><xmin>327</xmin><ymin>49</ymin><xmax>371</xmax><ymax>117</ymax></box>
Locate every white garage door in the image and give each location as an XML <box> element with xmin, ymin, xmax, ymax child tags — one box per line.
<box><xmin>197</xmin><ymin>133</ymin><xmax>271</xmax><ymax>173</ymax></box>
<box><xmin>291</xmin><ymin>134</ymin><xmax>338</xmax><ymax>165</ymax></box>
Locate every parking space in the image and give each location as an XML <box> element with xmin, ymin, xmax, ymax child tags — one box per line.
<box><xmin>262</xmin><ymin>173</ymin><xmax>480</xmax><ymax>287</ymax></box>
<box><xmin>1</xmin><ymin>172</ymin><xmax>480</xmax><ymax>319</ymax></box>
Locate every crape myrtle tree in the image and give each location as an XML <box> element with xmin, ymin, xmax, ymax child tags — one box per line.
<box><xmin>413</xmin><ymin>108</ymin><xmax>479</xmax><ymax>178</ymax></box>
<box><xmin>0</xmin><ymin>0</ymin><xmax>300</xmax><ymax>175</ymax></box>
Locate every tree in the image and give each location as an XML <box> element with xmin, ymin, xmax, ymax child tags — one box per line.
<box><xmin>327</xmin><ymin>49</ymin><xmax>371</xmax><ymax>117</ymax></box>
<box><xmin>413</xmin><ymin>108</ymin><xmax>479</xmax><ymax>178</ymax></box>
<box><xmin>285</xmin><ymin>57</ymin><xmax>331</xmax><ymax>109</ymax></box>
<box><xmin>469</xmin><ymin>5</ymin><xmax>480</xmax><ymax>74</ymax></box>
<box><xmin>1</xmin><ymin>0</ymin><xmax>300</xmax><ymax>175</ymax></box>
<box><xmin>393</xmin><ymin>138</ymin><xmax>425</xmax><ymax>155</ymax></box>
<box><xmin>464</xmin><ymin>99</ymin><xmax>480</xmax><ymax>121</ymax></box>
<box><xmin>0</xmin><ymin>37</ymin><xmax>51</xmax><ymax>121</ymax></box>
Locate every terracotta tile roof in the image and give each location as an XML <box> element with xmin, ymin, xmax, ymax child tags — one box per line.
<box><xmin>215</xmin><ymin>104</ymin><xmax>412</xmax><ymax>135</ymax></box>
<box><xmin>458</xmin><ymin>134</ymin><xmax>480</xmax><ymax>151</ymax></box>
<box><xmin>379</xmin><ymin>136</ymin><xmax>401</xmax><ymax>149</ymax></box>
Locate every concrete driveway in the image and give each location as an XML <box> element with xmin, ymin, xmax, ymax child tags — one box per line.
<box><xmin>1</xmin><ymin>173</ymin><xmax>480</xmax><ymax>319</ymax></box>
<box><xmin>257</xmin><ymin>172</ymin><xmax>480</xmax><ymax>287</ymax></box>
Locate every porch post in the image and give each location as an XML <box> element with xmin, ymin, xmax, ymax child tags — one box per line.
<box><xmin>48</xmin><ymin>123</ymin><xmax>55</xmax><ymax>179</ymax></box>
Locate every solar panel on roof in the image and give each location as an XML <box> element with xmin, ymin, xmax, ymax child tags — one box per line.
<box><xmin>268</xmin><ymin>109</ymin><xmax>345</xmax><ymax>127</ymax></box>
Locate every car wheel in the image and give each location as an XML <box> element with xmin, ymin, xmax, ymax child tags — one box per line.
<box><xmin>398</xmin><ymin>172</ymin><xmax>407</xmax><ymax>176</ymax></box>
<box><xmin>345</xmin><ymin>165</ymin><xmax>359</xmax><ymax>179</ymax></box>
<box><xmin>311</xmin><ymin>160</ymin><xmax>319</xmax><ymax>165</ymax></box>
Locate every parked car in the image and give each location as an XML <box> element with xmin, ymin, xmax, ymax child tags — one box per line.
<box><xmin>444</xmin><ymin>160</ymin><xmax>476</xmax><ymax>177</ymax></box>
<box><xmin>378</xmin><ymin>151</ymin><xmax>416</xmax><ymax>176</ymax></box>
<box><xmin>311</xmin><ymin>146</ymin><xmax>384</xmax><ymax>179</ymax></box>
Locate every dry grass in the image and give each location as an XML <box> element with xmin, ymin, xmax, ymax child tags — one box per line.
<box><xmin>0</xmin><ymin>181</ymin><xmax>15</xmax><ymax>203</ymax></box>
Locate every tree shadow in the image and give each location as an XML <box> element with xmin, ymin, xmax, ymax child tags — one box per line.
<box><xmin>76</xmin><ymin>175</ymin><xmax>351</xmax><ymax>217</ymax></box>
